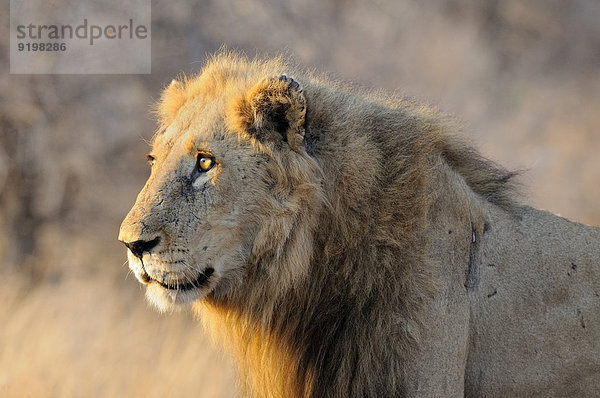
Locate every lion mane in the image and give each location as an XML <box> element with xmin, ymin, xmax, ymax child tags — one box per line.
<box><xmin>120</xmin><ymin>52</ymin><xmax>600</xmax><ymax>397</ymax></box>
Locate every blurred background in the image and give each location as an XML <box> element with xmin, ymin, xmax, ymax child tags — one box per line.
<box><xmin>1</xmin><ymin>0</ymin><xmax>599</xmax><ymax>396</ymax></box>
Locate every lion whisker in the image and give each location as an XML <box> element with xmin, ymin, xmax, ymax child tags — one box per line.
<box><xmin>180</xmin><ymin>260</ymin><xmax>206</xmax><ymax>276</ymax></box>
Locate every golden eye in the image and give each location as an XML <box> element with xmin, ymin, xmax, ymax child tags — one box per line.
<box><xmin>146</xmin><ymin>154</ymin><xmax>156</xmax><ymax>166</ymax></box>
<box><xmin>197</xmin><ymin>155</ymin><xmax>215</xmax><ymax>172</ymax></box>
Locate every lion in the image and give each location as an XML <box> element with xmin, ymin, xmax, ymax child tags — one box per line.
<box><xmin>119</xmin><ymin>52</ymin><xmax>600</xmax><ymax>397</ymax></box>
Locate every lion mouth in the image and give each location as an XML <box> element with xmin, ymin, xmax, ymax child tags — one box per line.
<box><xmin>142</xmin><ymin>267</ymin><xmax>215</xmax><ymax>291</ymax></box>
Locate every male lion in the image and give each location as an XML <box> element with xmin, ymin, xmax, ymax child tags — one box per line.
<box><xmin>119</xmin><ymin>53</ymin><xmax>600</xmax><ymax>397</ymax></box>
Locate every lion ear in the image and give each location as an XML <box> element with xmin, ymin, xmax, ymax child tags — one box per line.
<box><xmin>235</xmin><ymin>75</ymin><xmax>306</xmax><ymax>151</ymax></box>
<box><xmin>156</xmin><ymin>78</ymin><xmax>186</xmax><ymax>131</ymax></box>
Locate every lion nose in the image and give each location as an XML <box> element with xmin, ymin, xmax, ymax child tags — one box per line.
<box><xmin>121</xmin><ymin>237</ymin><xmax>161</xmax><ymax>258</ymax></box>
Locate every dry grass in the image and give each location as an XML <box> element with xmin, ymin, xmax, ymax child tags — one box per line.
<box><xmin>0</xmin><ymin>274</ymin><xmax>235</xmax><ymax>397</ymax></box>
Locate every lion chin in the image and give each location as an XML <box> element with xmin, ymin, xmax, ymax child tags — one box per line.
<box><xmin>144</xmin><ymin>283</ymin><xmax>209</xmax><ymax>312</ymax></box>
<box><xmin>128</xmin><ymin>254</ymin><xmax>216</xmax><ymax>312</ymax></box>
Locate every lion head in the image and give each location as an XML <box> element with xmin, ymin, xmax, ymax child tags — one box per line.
<box><xmin>119</xmin><ymin>56</ymin><xmax>323</xmax><ymax>312</ymax></box>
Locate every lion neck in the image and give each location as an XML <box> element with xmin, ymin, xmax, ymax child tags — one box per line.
<box><xmin>194</xmin><ymin>202</ymin><xmax>429</xmax><ymax>398</ymax></box>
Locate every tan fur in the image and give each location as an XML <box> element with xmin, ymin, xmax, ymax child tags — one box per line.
<box><xmin>120</xmin><ymin>52</ymin><xmax>600</xmax><ymax>397</ymax></box>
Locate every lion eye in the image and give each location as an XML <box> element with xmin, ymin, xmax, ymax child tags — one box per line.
<box><xmin>146</xmin><ymin>154</ymin><xmax>156</xmax><ymax>166</ymax></box>
<box><xmin>197</xmin><ymin>154</ymin><xmax>215</xmax><ymax>172</ymax></box>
